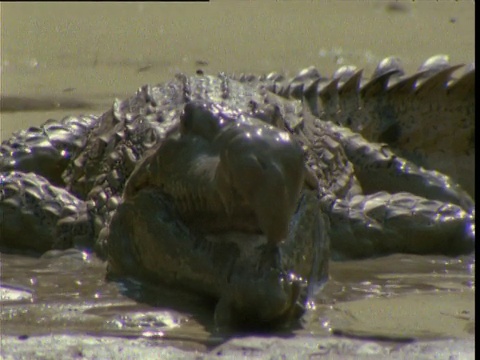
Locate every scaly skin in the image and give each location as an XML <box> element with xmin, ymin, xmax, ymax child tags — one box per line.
<box><xmin>0</xmin><ymin>56</ymin><xmax>475</xmax><ymax>327</ymax></box>
<box><xmin>257</xmin><ymin>55</ymin><xmax>475</xmax><ymax>197</ymax></box>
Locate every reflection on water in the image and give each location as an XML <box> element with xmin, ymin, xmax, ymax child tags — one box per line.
<box><xmin>303</xmin><ymin>254</ymin><xmax>475</xmax><ymax>341</ymax></box>
<box><xmin>0</xmin><ymin>248</ymin><xmax>474</xmax><ymax>350</ymax></box>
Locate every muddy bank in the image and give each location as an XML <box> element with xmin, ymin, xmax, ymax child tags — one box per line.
<box><xmin>0</xmin><ymin>250</ymin><xmax>475</xmax><ymax>358</ymax></box>
<box><xmin>1</xmin><ymin>334</ymin><xmax>474</xmax><ymax>359</ymax></box>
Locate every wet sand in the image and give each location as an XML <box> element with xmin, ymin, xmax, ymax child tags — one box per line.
<box><xmin>0</xmin><ymin>2</ymin><xmax>475</xmax><ymax>358</ymax></box>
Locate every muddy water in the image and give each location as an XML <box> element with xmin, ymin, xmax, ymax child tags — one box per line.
<box><xmin>0</xmin><ymin>250</ymin><xmax>475</xmax><ymax>347</ymax></box>
<box><xmin>0</xmin><ymin>1</ymin><xmax>475</xmax><ymax>356</ymax></box>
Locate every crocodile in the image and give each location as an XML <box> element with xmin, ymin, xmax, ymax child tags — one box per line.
<box><xmin>0</xmin><ymin>55</ymin><xmax>475</xmax><ymax>327</ymax></box>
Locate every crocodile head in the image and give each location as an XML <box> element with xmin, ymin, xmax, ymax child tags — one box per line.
<box><xmin>124</xmin><ymin>100</ymin><xmax>306</xmax><ymax>247</ymax></box>
<box><xmin>117</xmin><ymin>100</ymin><xmax>315</xmax><ymax>327</ymax></box>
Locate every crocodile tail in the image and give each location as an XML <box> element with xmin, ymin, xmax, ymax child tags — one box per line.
<box><xmin>320</xmin><ymin>120</ymin><xmax>475</xmax><ymax>212</ymax></box>
<box><xmin>0</xmin><ymin>115</ymin><xmax>98</xmax><ymax>187</ymax></box>
<box><xmin>265</xmin><ymin>55</ymin><xmax>475</xmax><ymax>197</ymax></box>
<box><xmin>0</xmin><ymin>172</ymin><xmax>93</xmax><ymax>253</ymax></box>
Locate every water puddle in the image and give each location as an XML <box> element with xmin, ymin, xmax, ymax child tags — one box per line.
<box><xmin>0</xmin><ymin>249</ymin><xmax>474</xmax><ymax>352</ymax></box>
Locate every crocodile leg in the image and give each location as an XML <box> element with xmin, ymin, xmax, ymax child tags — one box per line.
<box><xmin>298</xmin><ymin>110</ymin><xmax>474</xmax><ymax>259</ymax></box>
<box><xmin>323</xmin><ymin>191</ymin><xmax>475</xmax><ymax>260</ymax></box>
<box><xmin>0</xmin><ymin>172</ymin><xmax>93</xmax><ymax>253</ymax></box>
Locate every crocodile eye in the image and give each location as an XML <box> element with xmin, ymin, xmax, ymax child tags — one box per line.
<box><xmin>180</xmin><ymin>101</ymin><xmax>222</xmax><ymax>141</ymax></box>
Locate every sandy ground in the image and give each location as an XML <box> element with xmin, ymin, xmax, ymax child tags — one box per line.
<box><xmin>0</xmin><ymin>1</ymin><xmax>475</xmax><ymax>140</ymax></box>
<box><xmin>1</xmin><ymin>334</ymin><xmax>475</xmax><ymax>359</ymax></box>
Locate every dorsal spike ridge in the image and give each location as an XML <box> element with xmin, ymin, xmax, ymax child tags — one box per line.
<box><xmin>417</xmin><ymin>54</ymin><xmax>452</xmax><ymax>79</ymax></box>
<box><xmin>447</xmin><ymin>67</ymin><xmax>475</xmax><ymax>99</ymax></box>
<box><xmin>372</xmin><ymin>56</ymin><xmax>405</xmax><ymax>80</ymax></box>
<box><xmin>361</xmin><ymin>69</ymin><xmax>400</xmax><ymax>99</ymax></box>
<box><xmin>415</xmin><ymin>64</ymin><xmax>464</xmax><ymax>96</ymax></box>
<box><xmin>333</xmin><ymin>65</ymin><xmax>358</xmax><ymax>83</ymax></box>
<box><xmin>317</xmin><ymin>78</ymin><xmax>340</xmax><ymax>120</ymax></box>
<box><xmin>386</xmin><ymin>71</ymin><xmax>426</xmax><ymax>96</ymax></box>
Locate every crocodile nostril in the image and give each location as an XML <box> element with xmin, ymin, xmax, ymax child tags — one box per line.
<box><xmin>180</xmin><ymin>101</ymin><xmax>223</xmax><ymax>141</ymax></box>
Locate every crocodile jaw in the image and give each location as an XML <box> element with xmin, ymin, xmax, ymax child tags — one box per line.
<box><xmin>123</xmin><ymin>101</ymin><xmax>306</xmax><ymax>244</ymax></box>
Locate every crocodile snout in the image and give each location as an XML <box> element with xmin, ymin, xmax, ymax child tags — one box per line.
<box><xmin>124</xmin><ymin>101</ymin><xmax>306</xmax><ymax>244</ymax></box>
<box><xmin>215</xmin><ymin>121</ymin><xmax>305</xmax><ymax>245</ymax></box>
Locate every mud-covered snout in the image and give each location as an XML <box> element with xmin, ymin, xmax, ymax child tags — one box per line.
<box><xmin>215</xmin><ymin>262</ymin><xmax>306</xmax><ymax>328</ymax></box>
<box><xmin>215</xmin><ymin>122</ymin><xmax>305</xmax><ymax>245</ymax></box>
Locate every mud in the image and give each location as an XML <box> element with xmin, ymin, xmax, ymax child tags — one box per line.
<box><xmin>0</xmin><ymin>250</ymin><xmax>475</xmax><ymax>358</ymax></box>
